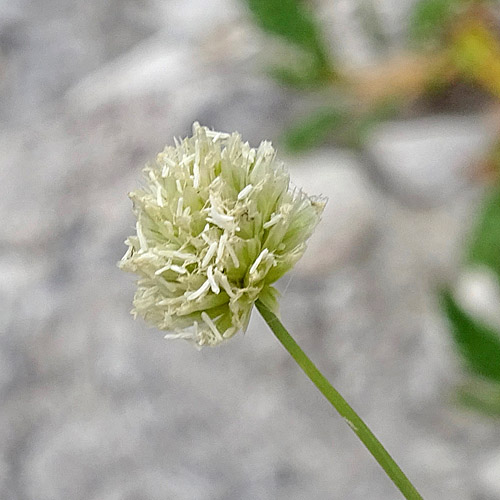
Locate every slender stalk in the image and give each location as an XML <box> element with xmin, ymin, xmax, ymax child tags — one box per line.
<box><xmin>255</xmin><ymin>299</ymin><xmax>423</xmax><ymax>500</ymax></box>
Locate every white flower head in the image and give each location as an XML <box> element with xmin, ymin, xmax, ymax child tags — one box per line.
<box><xmin>119</xmin><ymin>123</ymin><xmax>325</xmax><ymax>347</ymax></box>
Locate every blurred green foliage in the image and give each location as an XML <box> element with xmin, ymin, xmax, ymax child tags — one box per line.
<box><xmin>245</xmin><ymin>0</ymin><xmax>500</xmax><ymax>153</ymax></box>
<box><xmin>468</xmin><ymin>185</ymin><xmax>500</xmax><ymax>275</ymax></box>
<box><xmin>441</xmin><ymin>290</ymin><xmax>500</xmax><ymax>383</ymax></box>
<box><xmin>441</xmin><ymin>184</ymin><xmax>500</xmax><ymax>413</ymax></box>
<box><xmin>270</xmin><ymin>65</ymin><xmax>330</xmax><ymax>89</ymax></box>
<box><xmin>283</xmin><ymin>98</ymin><xmax>400</xmax><ymax>152</ymax></box>
<box><xmin>457</xmin><ymin>378</ymin><xmax>500</xmax><ymax>416</ymax></box>
<box><xmin>409</xmin><ymin>0</ymin><xmax>462</xmax><ymax>45</ymax></box>
<box><xmin>282</xmin><ymin>108</ymin><xmax>347</xmax><ymax>152</ymax></box>
<box><xmin>244</xmin><ymin>0</ymin><xmax>334</xmax><ymax>84</ymax></box>
<box><xmin>346</xmin><ymin>98</ymin><xmax>401</xmax><ymax>148</ymax></box>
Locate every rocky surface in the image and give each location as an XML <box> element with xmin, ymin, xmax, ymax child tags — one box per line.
<box><xmin>364</xmin><ymin>115</ymin><xmax>497</xmax><ymax>206</ymax></box>
<box><xmin>1</xmin><ymin>1</ymin><xmax>500</xmax><ymax>499</ymax></box>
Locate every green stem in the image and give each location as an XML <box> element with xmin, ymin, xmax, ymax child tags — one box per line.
<box><xmin>255</xmin><ymin>299</ymin><xmax>423</xmax><ymax>500</ymax></box>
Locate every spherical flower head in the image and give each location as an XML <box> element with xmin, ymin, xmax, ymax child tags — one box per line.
<box><xmin>119</xmin><ymin>123</ymin><xmax>325</xmax><ymax>347</ymax></box>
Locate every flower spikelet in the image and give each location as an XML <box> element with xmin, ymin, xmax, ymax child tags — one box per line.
<box><xmin>119</xmin><ymin>123</ymin><xmax>325</xmax><ymax>346</ymax></box>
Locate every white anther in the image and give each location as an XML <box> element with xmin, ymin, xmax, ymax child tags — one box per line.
<box><xmin>164</xmin><ymin>330</ymin><xmax>194</xmax><ymax>341</ymax></box>
<box><xmin>187</xmin><ymin>280</ymin><xmax>211</xmax><ymax>301</ymax></box>
<box><xmin>193</xmin><ymin>162</ymin><xmax>200</xmax><ymax>188</ymax></box>
<box><xmin>156</xmin><ymin>187</ymin><xmax>164</xmax><ymax>207</ymax></box>
<box><xmin>200</xmin><ymin>232</ymin><xmax>211</xmax><ymax>245</ymax></box>
<box><xmin>172</xmin><ymin>250</ymin><xmax>196</xmax><ymax>260</ymax></box>
<box><xmin>216</xmin><ymin>233</ymin><xmax>228</xmax><ymax>263</ymax></box>
<box><xmin>263</xmin><ymin>213</ymin><xmax>282</xmax><ymax>229</ymax></box>
<box><xmin>249</xmin><ymin>248</ymin><xmax>269</xmax><ymax>275</ymax></box>
<box><xmin>223</xmin><ymin>328</ymin><xmax>235</xmax><ymax>338</ymax></box>
<box><xmin>207</xmin><ymin>265</ymin><xmax>220</xmax><ymax>294</ymax></box>
<box><xmin>169</xmin><ymin>265</ymin><xmax>187</xmax><ymax>274</ymax></box>
<box><xmin>202</xmin><ymin>241</ymin><xmax>218</xmax><ymax>267</ymax></box>
<box><xmin>206</xmin><ymin>130</ymin><xmax>230</xmax><ymax>140</ymax></box>
<box><xmin>164</xmin><ymin>157</ymin><xmax>177</xmax><ymax>168</ymax></box>
<box><xmin>207</xmin><ymin>207</ymin><xmax>234</xmax><ymax>230</ymax></box>
<box><xmin>237</xmin><ymin>184</ymin><xmax>253</xmax><ymax>200</ymax></box>
<box><xmin>214</xmin><ymin>269</ymin><xmax>235</xmax><ymax>298</ymax></box>
<box><xmin>176</xmin><ymin>197</ymin><xmax>184</xmax><ymax>217</ymax></box>
<box><xmin>155</xmin><ymin>264</ymin><xmax>171</xmax><ymax>275</ymax></box>
<box><xmin>201</xmin><ymin>312</ymin><xmax>223</xmax><ymax>342</ymax></box>
<box><xmin>136</xmin><ymin>221</ymin><xmax>148</xmax><ymax>251</ymax></box>
<box><xmin>225</xmin><ymin>240</ymin><xmax>240</xmax><ymax>268</ymax></box>
<box><xmin>180</xmin><ymin>153</ymin><xmax>195</xmax><ymax>166</ymax></box>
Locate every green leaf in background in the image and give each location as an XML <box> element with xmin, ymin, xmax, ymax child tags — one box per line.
<box><xmin>457</xmin><ymin>378</ymin><xmax>500</xmax><ymax>417</ymax></box>
<box><xmin>344</xmin><ymin>98</ymin><xmax>401</xmax><ymax>149</ymax></box>
<box><xmin>409</xmin><ymin>0</ymin><xmax>463</xmax><ymax>45</ymax></box>
<box><xmin>244</xmin><ymin>0</ymin><xmax>334</xmax><ymax>81</ymax></box>
<box><xmin>441</xmin><ymin>290</ymin><xmax>500</xmax><ymax>383</ymax></box>
<box><xmin>282</xmin><ymin>98</ymin><xmax>400</xmax><ymax>153</ymax></box>
<box><xmin>282</xmin><ymin>108</ymin><xmax>347</xmax><ymax>152</ymax></box>
<box><xmin>468</xmin><ymin>185</ymin><xmax>500</xmax><ymax>278</ymax></box>
<box><xmin>270</xmin><ymin>64</ymin><xmax>330</xmax><ymax>89</ymax></box>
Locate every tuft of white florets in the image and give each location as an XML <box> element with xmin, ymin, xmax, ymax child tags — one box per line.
<box><xmin>119</xmin><ymin>123</ymin><xmax>325</xmax><ymax>347</ymax></box>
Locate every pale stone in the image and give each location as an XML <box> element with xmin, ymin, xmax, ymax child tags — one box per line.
<box><xmin>365</xmin><ymin>116</ymin><xmax>497</xmax><ymax>205</ymax></box>
<box><xmin>288</xmin><ymin>150</ymin><xmax>376</xmax><ymax>275</ymax></box>
<box><xmin>478</xmin><ymin>452</ymin><xmax>500</xmax><ymax>499</ymax></box>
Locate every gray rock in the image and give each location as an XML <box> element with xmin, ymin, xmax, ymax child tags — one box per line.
<box><xmin>287</xmin><ymin>149</ymin><xmax>377</xmax><ymax>275</ymax></box>
<box><xmin>478</xmin><ymin>452</ymin><xmax>500</xmax><ymax>500</ymax></box>
<box><xmin>365</xmin><ymin>115</ymin><xmax>497</xmax><ymax>205</ymax></box>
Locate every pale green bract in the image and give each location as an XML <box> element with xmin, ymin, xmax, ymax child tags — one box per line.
<box><xmin>119</xmin><ymin>123</ymin><xmax>325</xmax><ymax>346</ymax></box>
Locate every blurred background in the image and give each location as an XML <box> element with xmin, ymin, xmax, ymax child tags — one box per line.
<box><xmin>2</xmin><ymin>0</ymin><xmax>500</xmax><ymax>498</ymax></box>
